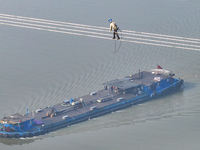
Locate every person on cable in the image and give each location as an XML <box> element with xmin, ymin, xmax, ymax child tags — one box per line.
<box><xmin>108</xmin><ymin>19</ymin><xmax>120</xmax><ymax>40</ymax></box>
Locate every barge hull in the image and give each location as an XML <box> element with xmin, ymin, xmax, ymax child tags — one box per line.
<box><xmin>0</xmin><ymin>69</ymin><xmax>184</xmax><ymax>138</ymax></box>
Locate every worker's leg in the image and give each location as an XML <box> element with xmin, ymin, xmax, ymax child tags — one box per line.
<box><xmin>113</xmin><ymin>32</ymin><xmax>115</xmax><ymax>39</ymax></box>
<box><xmin>116</xmin><ymin>32</ymin><xmax>120</xmax><ymax>40</ymax></box>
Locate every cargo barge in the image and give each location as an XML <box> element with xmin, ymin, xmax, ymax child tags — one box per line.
<box><xmin>0</xmin><ymin>66</ymin><xmax>184</xmax><ymax>138</ymax></box>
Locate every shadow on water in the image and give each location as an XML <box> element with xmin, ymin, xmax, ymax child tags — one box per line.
<box><xmin>0</xmin><ymin>136</ymin><xmax>44</xmax><ymax>146</ymax></box>
<box><xmin>0</xmin><ymin>137</ymin><xmax>34</xmax><ymax>146</ymax></box>
<box><xmin>183</xmin><ymin>81</ymin><xmax>196</xmax><ymax>91</ymax></box>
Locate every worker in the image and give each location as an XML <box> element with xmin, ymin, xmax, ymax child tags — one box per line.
<box><xmin>108</xmin><ymin>19</ymin><xmax>120</xmax><ymax>40</ymax></box>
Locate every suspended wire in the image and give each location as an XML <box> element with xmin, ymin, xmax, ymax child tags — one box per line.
<box><xmin>1</xmin><ymin>13</ymin><xmax>200</xmax><ymax>43</ymax></box>
<box><xmin>0</xmin><ymin>13</ymin><xmax>200</xmax><ymax>52</ymax></box>
<box><xmin>1</xmin><ymin>18</ymin><xmax>200</xmax><ymax>50</ymax></box>
<box><xmin>1</xmin><ymin>21</ymin><xmax>200</xmax><ymax>52</ymax></box>
<box><xmin>114</xmin><ymin>29</ymin><xmax>123</xmax><ymax>54</ymax></box>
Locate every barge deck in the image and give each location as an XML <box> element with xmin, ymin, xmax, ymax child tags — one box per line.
<box><xmin>0</xmin><ymin>68</ymin><xmax>184</xmax><ymax>138</ymax></box>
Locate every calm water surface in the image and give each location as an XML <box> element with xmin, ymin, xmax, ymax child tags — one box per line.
<box><xmin>0</xmin><ymin>0</ymin><xmax>200</xmax><ymax>150</ymax></box>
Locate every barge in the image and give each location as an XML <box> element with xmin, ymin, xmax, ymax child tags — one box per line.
<box><xmin>0</xmin><ymin>66</ymin><xmax>184</xmax><ymax>138</ymax></box>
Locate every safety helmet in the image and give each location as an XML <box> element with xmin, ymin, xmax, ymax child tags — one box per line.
<box><xmin>108</xmin><ymin>19</ymin><xmax>112</xmax><ymax>23</ymax></box>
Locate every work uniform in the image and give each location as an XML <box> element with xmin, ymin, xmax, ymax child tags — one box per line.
<box><xmin>110</xmin><ymin>22</ymin><xmax>120</xmax><ymax>40</ymax></box>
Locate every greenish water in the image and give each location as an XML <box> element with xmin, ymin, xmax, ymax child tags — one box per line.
<box><xmin>0</xmin><ymin>0</ymin><xmax>200</xmax><ymax>149</ymax></box>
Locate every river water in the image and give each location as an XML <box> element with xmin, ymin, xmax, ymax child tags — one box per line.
<box><xmin>0</xmin><ymin>0</ymin><xmax>200</xmax><ymax>150</ymax></box>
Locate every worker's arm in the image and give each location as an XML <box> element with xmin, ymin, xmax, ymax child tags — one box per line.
<box><xmin>109</xmin><ymin>23</ymin><xmax>112</xmax><ymax>32</ymax></box>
